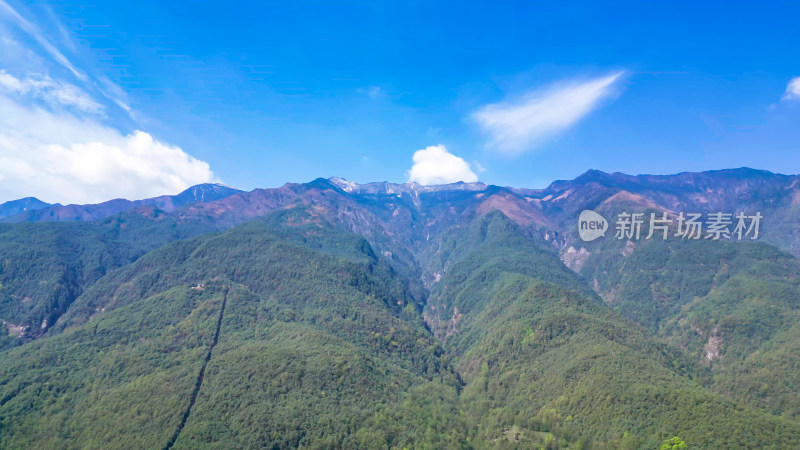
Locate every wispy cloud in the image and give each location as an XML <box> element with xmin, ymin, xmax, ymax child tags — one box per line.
<box><xmin>97</xmin><ymin>75</ymin><xmax>133</xmax><ymax>113</ymax></box>
<box><xmin>0</xmin><ymin>1</ymin><xmax>134</xmax><ymax>119</ymax></box>
<box><xmin>0</xmin><ymin>70</ymin><xmax>102</xmax><ymax>113</ymax></box>
<box><xmin>407</xmin><ymin>145</ymin><xmax>478</xmax><ymax>185</ymax></box>
<box><xmin>782</xmin><ymin>77</ymin><xmax>800</xmax><ymax>101</ymax></box>
<box><xmin>358</xmin><ymin>85</ymin><xmax>383</xmax><ymax>99</ymax></box>
<box><xmin>472</xmin><ymin>71</ymin><xmax>625</xmax><ymax>156</ymax></box>
<box><xmin>0</xmin><ymin>0</ymin><xmax>85</xmax><ymax>80</ymax></box>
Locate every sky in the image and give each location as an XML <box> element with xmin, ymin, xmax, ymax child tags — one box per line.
<box><xmin>1</xmin><ymin>0</ymin><xmax>799</xmax><ymax>204</ymax></box>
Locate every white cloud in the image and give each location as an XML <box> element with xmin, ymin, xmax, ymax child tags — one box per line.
<box><xmin>0</xmin><ymin>70</ymin><xmax>102</xmax><ymax>113</ymax></box>
<box><xmin>0</xmin><ymin>3</ymin><xmax>215</xmax><ymax>204</ymax></box>
<box><xmin>472</xmin><ymin>71</ymin><xmax>625</xmax><ymax>156</ymax></box>
<box><xmin>782</xmin><ymin>77</ymin><xmax>800</xmax><ymax>101</ymax></box>
<box><xmin>407</xmin><ymin>145</ymin><xmax>478</xmax><ymax>185</ymax></box>
<box><xmin>0</xmin><ymin>93</ymin><xmax>216</xmax><ymax>204</ymax></box>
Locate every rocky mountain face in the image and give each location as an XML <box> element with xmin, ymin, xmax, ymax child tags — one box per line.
<box><xmin>1</xmin><ymin>168</ymin><xmax>800</xmax><ymax>447</ymax></box>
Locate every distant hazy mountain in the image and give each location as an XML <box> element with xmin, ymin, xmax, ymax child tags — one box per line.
<box><xmin>0</xmin><ymin>197</ymin><xmax>54</xmax><ymax>219</ymax></box>
<box><xmin>0</xmin><ymin>183</ymin><xmax>242</xmax><ymax>223</ymax></box>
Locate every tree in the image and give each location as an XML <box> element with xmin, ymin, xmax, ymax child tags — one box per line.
<box><xmin>661</xmin><ymin>436</ymin><xmax>688</xmax><ymax>450</ymax></box>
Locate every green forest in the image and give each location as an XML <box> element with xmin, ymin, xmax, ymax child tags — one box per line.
<box><xmin>1</xmin><ymin>207</ymin><xmax>800</xmax><ymax>448</ymax></box>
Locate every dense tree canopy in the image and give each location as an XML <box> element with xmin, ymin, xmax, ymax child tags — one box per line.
<box><xmin>1</xmin><ymin>208</ymin><xmax>799</xmax><ymax>448</ymax></box>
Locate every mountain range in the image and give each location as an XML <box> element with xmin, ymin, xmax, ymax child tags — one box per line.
<box><xmin>0</xmin><ymin>183</ymin><xmax>242</xmax><ymax>222</ymax></box>
<box><xmin>1</xmin><ymin>168</ymin><xmax>799</xmax><ymax>448</ymax></box>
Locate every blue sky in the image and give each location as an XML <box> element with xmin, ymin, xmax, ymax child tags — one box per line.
<box><xmin>1</xmin><ymin>0</ymin><xmax>799</xmax><ymax>203</ymax></box>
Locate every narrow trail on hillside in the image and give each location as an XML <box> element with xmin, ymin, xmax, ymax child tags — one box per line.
<box><xmin>164</xmin><ymin>286</ymin><xmax>229</xmax><ymax>450</ymax></box>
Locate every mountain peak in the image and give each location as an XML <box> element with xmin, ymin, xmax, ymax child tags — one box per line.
<box><xmin>173</xmin><ymin>183</ymin><xmax>243</xmax><ymax>204</ymax></box>
<box><xmin>573</xmin><ymin>169</ymin><xmax>614</xmax><ymax>183</ymax></box>
<box><xmin>327</xmin><ymin>177</ymin><xmax>359</xmax><ymax>192</ymax></box>
<box><xmin>0</xmin><ymin>197</ymin><xmax>54</xmax><ymax>219</ymax></box>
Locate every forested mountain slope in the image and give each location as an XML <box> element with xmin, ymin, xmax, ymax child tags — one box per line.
<box><xmin>0</xmin><ymin>208</ymin><xmax>222</xmax><ymax>349</ymax></box>
<box><xmin>422</xmin><ymin>212</ymin><xmax>800</xmax><ymax>448</ymax></box>
<box><xmin>0</xmin><ymin>210</ymin><xmax>462</xmax><ymax>448</ymax></box>
<box><xmin>2</xmin><ymin>169</ymin><xmax>800</xmax><ymax>448</ymax></box>
<box><xmin>580</xmin><ymin>237</ymin><xmax>800</xmax><ymax>419</ymax></box>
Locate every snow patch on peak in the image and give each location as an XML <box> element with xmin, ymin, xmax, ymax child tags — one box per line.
<box><xmin>328</xmin><ymin>177</ymin><xmax>359</xmax><ymax>193</ymax></box>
